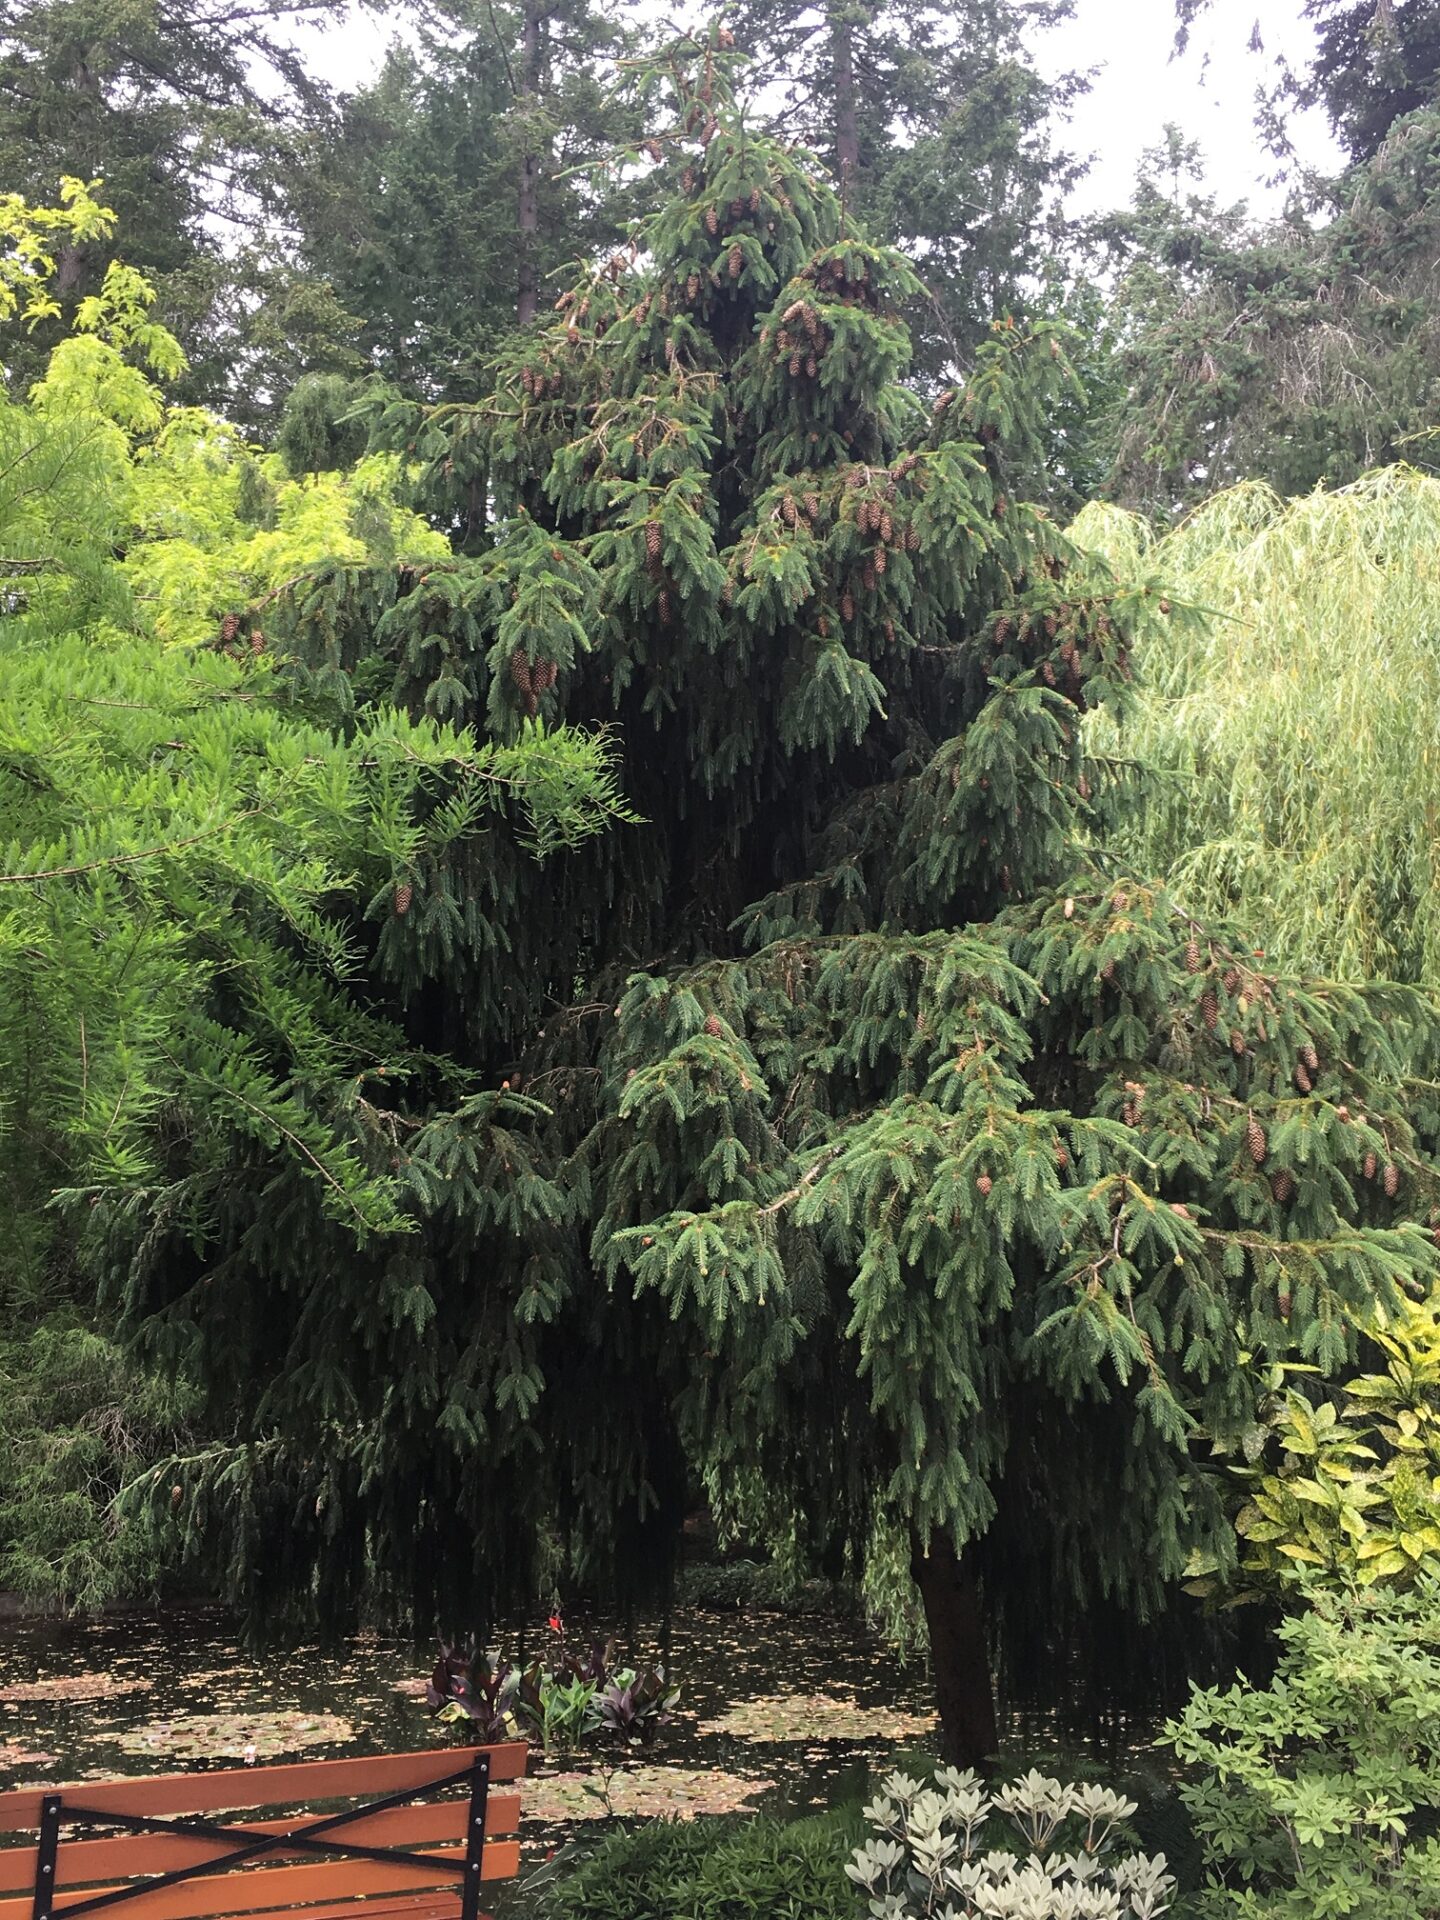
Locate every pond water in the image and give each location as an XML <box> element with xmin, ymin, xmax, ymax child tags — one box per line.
<box><xmin>0</xmin><ymin>1603</ymin><xmax>937</xmax><ymax>1900</ymax></box>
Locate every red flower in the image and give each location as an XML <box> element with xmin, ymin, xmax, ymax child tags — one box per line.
<box><xmin>547</xmin><ymin>1613</ymin><xmax>563</xmax><ymax>1632</ymax></box>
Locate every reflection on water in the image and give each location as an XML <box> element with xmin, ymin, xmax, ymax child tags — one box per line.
<box><xmin>0</xmin><ymin>1602</ymin><xmax>937</xmax><ymax>1896</ymax></box>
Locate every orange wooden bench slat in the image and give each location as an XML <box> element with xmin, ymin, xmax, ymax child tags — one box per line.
<box><xmin>0</xmin><ymin>1791</ymin><xmax>522</xmax><ymax>1895</ymax></box>
<box><xmin>0</xmin><ymin>1839</ymin><xmax>522</xmax><ymax>1920</ymax></box>
<box><xmin>0</xmin><ymin>1746</ymin><xmax>527</xmax><ymax>1832</ymax></box>
<box><xmin>258</xmin><ymin>1896</ymin><xmax>465</xmax><ymax>1920</ymax></box>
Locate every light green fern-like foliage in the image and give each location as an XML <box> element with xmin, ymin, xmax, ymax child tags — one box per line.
<box><xmin>0</xmin><ymin>189</ymin><xmax>629</xmax><ymax>1612</ymax></box>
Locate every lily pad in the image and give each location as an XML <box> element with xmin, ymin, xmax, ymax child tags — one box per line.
<box><xmin>525</xmin><ymin>1763</ymin><xmax>774</xmax><ymax>1822</ymax></box>
<box><xmin>0</xmin><ymin>1676</ymin><xmax>151</xmax><ymax>1704</ymax></box>
<box><xmin>95</xmin><ymin>1710</ymin><xmax>356</xmax><ymax>1762</ymax></box>
<box><xmin>698</xmin><ymin>1690</ymin><xmax>935</xmax><ymax>1744</ymax></box>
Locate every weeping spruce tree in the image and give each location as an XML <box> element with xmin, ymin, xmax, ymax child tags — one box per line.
<box><xmin>126</xmin><ymin>34</ymin><xmax>1440</xmax><ymax>1764</ymax></box>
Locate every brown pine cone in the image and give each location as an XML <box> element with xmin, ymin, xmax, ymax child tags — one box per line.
<box><xmin>1201</xmin><ymin>987</ymin><xmax>1219</xmax><ymax>1031</ymax></box>
<box><xmin>729</xmin><ymin>243</ymin><xmax>743</xmax><ymax>279</ymax></box>
<box><xmin>704</xmin><ymin>1013</ymin><xmax>722</xmax><ymax>1036</ymax></box>
<box><xmin>509</xmin><ymin>647</ymin><xmax>533</xmax><ymax>695</ymax></box>
<box><xmin>1384</xmin><ymin>1162</ymin><xmax>1400</xmax><ymax>1197</ymax></box>
<box><xmin>1247</xmin><ymin>1114</ymin><xmax>1267</xmax><ymax>1165</ymax></box>
<box><xmin>1185</xmin><ymin>938</ymin><xmax>1202</xmax><ymax>973</ymax></box>
<box><xmin>393</xmin><ymin>881</ymin><xmax>413</xmax><ymax>917</ymax></box>
<box><xmin>1230</xmin><ymin>1028</ymin><xmax>1246</xmax><ymax>1057</ymax></box>
<box><xmin>1301</xmin><ymin>1042</ymin><xmax>1319</xmax><ymax>1073</ymax></box>
<box><xmin>1294</xmin><ymin>1064</ymin><xmax>1313</xmax><ymax>1094</ymax></box>
<box><xmin>705</xmin><ymin>206</ymin><xmax>718</xmax><ymax>235</ymax></box>
<box><xmin>976</xmin><ymin>1173</ymin><xmax>993</xmax><ymax>1197</ymax></box>
<box><xmin>1271</xmin><ymin>1169</ymin><xmax>1295</xmax><ymax>1204</ymax></box>
<box><xmin>645</xmin><ymin>520</ymin><xmax>662</xmax><ymax>561</ymax></box>
<box><xmin>1363</xmin><ymin>1149</ymin><xmax>1379</xmax><ymax>1181</ymax></box>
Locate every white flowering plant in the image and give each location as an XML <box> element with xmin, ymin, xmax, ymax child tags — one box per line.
<box><xmin>846</xmin><ymin>1767</ymin><xmax>1177</xmax><ymax>1920</ymax></box>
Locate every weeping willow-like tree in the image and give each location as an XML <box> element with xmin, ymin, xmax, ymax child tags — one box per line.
<box><xmin>1076</xmin><ymin>467</ymin><xmax>1440</xmax><ymax>988</ymax></box>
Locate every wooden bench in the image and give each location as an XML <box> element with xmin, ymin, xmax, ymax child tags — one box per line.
<box><xmin>0</xmin><ymin>1743</ymin><xmax>527</xmax><ymax>1920</ymax></box>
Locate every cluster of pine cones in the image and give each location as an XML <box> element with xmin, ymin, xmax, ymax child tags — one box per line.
<box><xmin>510</xmin><ymin>646</ymin><xmax>559</xmax><ymax>716</ymax></box>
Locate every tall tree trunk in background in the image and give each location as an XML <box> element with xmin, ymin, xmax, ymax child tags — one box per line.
<box><xmin>517</xmin><ymin>0</ymin><xmax>545</xmax><ymax>325</ymax></box>
<box><xmin>54</xmin><ymin>56</ymin><xmax>102</xmax><ymax>297</ymax></box>
<box><xmin>911</xmin><ymin>1530</ymin><xmax>999</xmax><ymax>1769</ymax></box>
<box><xmin>829</xmin><ymin>8</ymin><xmax>860</xmax><ymax>208</ymax></box>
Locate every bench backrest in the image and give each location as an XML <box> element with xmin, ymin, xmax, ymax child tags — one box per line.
<box><xmin>0</xmin><ymin>1743</ymin><xmax>527</xmax><ymax>1920</ymax></box>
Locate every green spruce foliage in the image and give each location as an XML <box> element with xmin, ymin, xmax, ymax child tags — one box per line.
<box><xmin>101</xmin><ymin>36</ymin><xmax>1440</xmax><ymax>1763</ymax></box>
<box><xmin>1101</xmin><ymin>114</ymin><xmax>1440</xmax><ymax>511</ymax></box>
<box><xmin>730</xmin><ymin>0</ymin><xmax>1082</xmax><ymax>383</ymax></box>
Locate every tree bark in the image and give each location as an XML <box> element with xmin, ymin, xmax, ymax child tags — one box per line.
<box><xmin>516</xmin><ymin>0</ymin><xmax>545</xmax><ymax>326</ymax></box>
<box><xmin>911</xmin><ymin>1529</ymin><xmax>999</xmax><ymax>1770</ymax></box>
<box><xmin>829</xmin><ymin>10</ymin><xmax>861</xmax><ymax>207</ymax></box>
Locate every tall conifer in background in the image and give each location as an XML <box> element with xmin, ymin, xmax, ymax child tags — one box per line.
<box><xmin>731</xmin><ymin>0</ymin><xmax>1082</xmax><ymax>379</ymax></box>
<box><xmin>0</xmin><ymin>0</ymin><xmax>361</xmax><ymax>417</ymax></box>
<box><xmin>112</xmin><ymin>34</ymin><xmax>1440</xmax><ymax>1764</ymax></box>
<box><xmin>282</xmin><ymin>0</ymin><xmax>633</xmax><ymax>357</ymax></box>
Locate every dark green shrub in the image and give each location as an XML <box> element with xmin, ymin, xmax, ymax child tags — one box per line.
<box><xmin>538</xmin><ymin>1811</ymin><xmax>858</xmax><ymax>1920</ymax></box>
<box><xmin>675</xmin><ymin>1560</ymin><xmax>845</xmax><ymax>1616</ymax></box>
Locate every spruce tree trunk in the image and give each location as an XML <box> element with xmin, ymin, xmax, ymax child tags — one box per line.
<box><xmin>911</xmin><ymin>1530</ymin><xmax>999</xmax><ymax>1769</ymax></box>
<box><xmin>517</xmin><ymin>0</ymin><xmax>544</xmax><ymax>325</ymax></box>
<box><xmin>829</xmin><ymin>11</ymin><xmax>861</xmax><ymax>203</ymax></box>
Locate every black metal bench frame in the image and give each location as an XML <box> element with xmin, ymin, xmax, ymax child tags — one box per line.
<box><xmin>31</xmin><ymin>1754</ymin><xmax>492</xmax><ymax>1920</ymax></box>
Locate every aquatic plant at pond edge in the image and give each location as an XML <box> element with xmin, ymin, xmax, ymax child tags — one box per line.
<box><xmin>425</xmin><ymin>1633</ymin><xmax>678</xmax><ymax>1756</ymax></box>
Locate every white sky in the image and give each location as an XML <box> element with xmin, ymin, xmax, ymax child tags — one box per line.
<box><xmin>1044</xmin><ymin>0</ymin><xmax>1343</xmax><ymax>216</ymax></box>
<box><xmin>307</xmin><ymin>0</ymin><xmax>1344</xmax><ymax>221</ymax></box>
